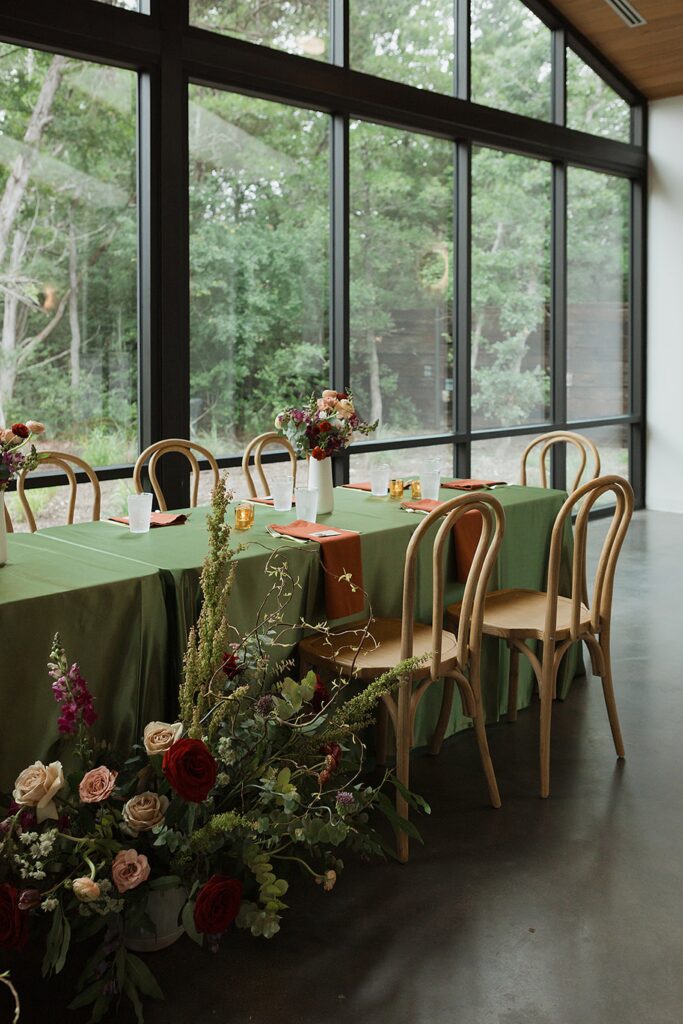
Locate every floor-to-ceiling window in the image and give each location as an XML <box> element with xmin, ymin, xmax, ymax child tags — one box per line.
<box><xmin>0</xmin><ymin>0</ymin><xmax>647</xmax><ymax>518</ymax></box>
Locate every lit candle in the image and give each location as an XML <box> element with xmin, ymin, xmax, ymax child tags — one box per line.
<box><xmin>389</xmin><ymin>478</ymin><xmax>404</xmax><ymax>500</ymax></box>
<box><xmin>235</xmin><ymin>502</ymin><xmax>253</xmax><ymax>530</ymax></box>
<box><xmin>410</xmin><ymin>479</ymin><xmax>422</xmax><ymax>500</ymax></box>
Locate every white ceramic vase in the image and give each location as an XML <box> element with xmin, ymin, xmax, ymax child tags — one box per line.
<box><xmin>308</xmin><ymin>455</ymin><xmax>334</xmax><ymax>515</ymax></box>
<box><xmin>124</xmin><ymin>886</ymin><xmax>187</xmax><ymax>953</ymax></box>
<box><xmin>0</xmin><ymin>491</ymin><xmax>7</xmax><ymax>568</ymax></box>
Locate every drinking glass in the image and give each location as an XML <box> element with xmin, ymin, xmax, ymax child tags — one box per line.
<box><xmin>128</xmin><ymin>493</ymin><xmax>153</xmax><ymax>533</ymax></box>
<box><xmin>370</xmin><ymin>463</ymin><xmax>390</xmax><ymax>496</ymax></box>
<box><xmin>234</xmin><ymin>502</ymin><xmax>254</xmax><ymax>530</ymax></box>
<box><xmin>271</xmin><ymin>478</ymin><xmax>293</xmax><ymax>511</ymax></box>
<box><xmin>421</xmin><ymin>469</ymin><xmax>441</xmax><ymax>501</ymax></box>
<box><xmin>295</xmin><ymin>486</ymin><xmax>318</xmax><ymax>523</ymax></box>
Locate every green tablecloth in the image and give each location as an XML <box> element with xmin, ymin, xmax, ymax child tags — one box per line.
<box><xmin>0</xmin><ymin>484</ymin><xmax>580</xmax><ymax>789</ymax></box>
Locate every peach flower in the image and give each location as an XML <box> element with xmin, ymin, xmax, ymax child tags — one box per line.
<box><xmin>12</xmin><ymin>761</ymin><xmax>64</xmax><ymax>823</ymax></box>
<box><xmin>317</xmin><ymin>389</ymin><xmax>339</xmax><ymax>412</ymax></box>
<box><xmin>79</xmin><ymin>766</ymin><xmax>118</xmax><ymax>804</ymax></box>
<box><xmin>121</xmin><ymin>792</ymin><xmax>169</xmax><ymax>836</ymax></box>
<box><xmin>335</xmin><ymin>399</ymin><xmax>354</xmax><ymax>420</ymax></box>
<box><xmin>25</xmin><ymin>420</ymin><xmax>45</xmax><ymax>435</ymax></box>
<box><xmin>143</xmin><ymin>721</ymin><xmax>183</xmax><ymax>756</ymax></box>
<box><xmin>111</xmin><ymin>849</ymin><xmax>150</xmax><ymax>893</ymax></box>
<box><xmin>73</xmin><ymin>878</ymin><xmax>101</xmax><ymax>902</ymax></box>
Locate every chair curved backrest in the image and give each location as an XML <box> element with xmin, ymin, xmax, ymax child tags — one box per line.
<box><xmin>133</xmin><ymin>439</ymin><xmax>219</xmax><ymax>511</ymax></box>
<box><xmin>17</xmin><ymin>452</ymin><xmax>101</xmax><ymax>533</ymax></box>
<box><xmin>4</xmin><ymin>500</ymin><xmax>13</xmax><ymax>534</ymax></box>
<box><xmin>544</xmin><ymin>475</ymin><xmax>633</xmax><ymax>642</ymax></box>
<box><xmin>242</xmin><ymin>432</ymin><xmax>298</xmax><ymax>498</ymax></box>
<box><xmin>400</xmin><ymin>493</ymin><xmax>505</xmax><ymax>680</ymax></box>
<box><xmin>520</xmin><ymin>431</ymin><xmax>601</xmax><ymax>492</ymax></box>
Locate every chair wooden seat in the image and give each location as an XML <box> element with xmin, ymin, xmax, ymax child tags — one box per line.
<box><xmin>448</xmin><ymin>589</ymin><xmax>591</xmax><ymax>641</ymax></box>
<box><xmin>299</xmin><ymin>618</ymin><xmax>459</xmax><ymax>681</ymax></box>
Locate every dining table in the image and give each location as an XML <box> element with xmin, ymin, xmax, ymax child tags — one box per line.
<box><xmin>0</xmin><ymin>482</ymin><xmax>581</xmax><ymax>790</ymax></box>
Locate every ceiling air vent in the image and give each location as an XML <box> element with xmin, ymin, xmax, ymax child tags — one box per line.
<box><xmin>602</xmin><ymin>0</ymin><xmax>647</xmax><ymax>27</ymax></box>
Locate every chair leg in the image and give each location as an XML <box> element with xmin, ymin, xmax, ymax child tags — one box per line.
<box><xmin>395</xmin><ymin>676</ymin><xmax>411</xmax><ymax>863</ymax></box>
<box><xmin>539</xmin><ymin>647</ymin><xmax>557</xmax><ymax>799</ymax></box>
<box><xmin>375</xmin><ymin>698</ymin><xmax>389</xmax><ymax>767</ymax></box>
<box><xmin>507</xmin><ymin>645</ymin><xmax>519</xmax><ymax>722</ymax></box>
<box><xmin>429</xmin><ymin>678</ymin><xmax>454</xmax><ymax>756</ymax></box>
<box><xmin>599</xmin><ymin>632</ymin><xmax>625</xmax><ymax>759</ymax></box>
<box><xmin>473</xmin><ymin>708</ymin><xmax>501</xmax><ymax>808</ymax></box>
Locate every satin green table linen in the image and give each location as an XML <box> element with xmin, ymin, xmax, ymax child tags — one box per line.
<box><xmin>31</xmin><ymin>483</ymin><xmax>580</xmax><ymax>753</ymax></box>
<box><xmin>0</xmin><ymin>532</ymin><xmax>170</xmax><ymax>789</ymax></box>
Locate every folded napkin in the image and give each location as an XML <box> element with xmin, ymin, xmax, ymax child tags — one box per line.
<box><xmin>400</xmin><ymin>500</ymin><xmax>482</xmax><ymax>583</ymax></box>
<box><xmin>268</xmin><ymin>519</ymin><xmax>365</xmax><ymax>619</ymax></box>
<box><xmin>342</xmin><ymin>482</ymin><xmax>372</xmax><ymax>491</ymax></box>
<box><xmin>109</xmin><ymin>512</ymin><xmax>188</xmax><ymax>528</ymax></box>
<box><xmin>442</xmin><ymin>479</ymin><xmax>506</xmax><ymax>491</ymax></box>
<box><xmin>250</xmin><ymin>496</ymin><xmax>274</xmax><ymax>505</ymax></box>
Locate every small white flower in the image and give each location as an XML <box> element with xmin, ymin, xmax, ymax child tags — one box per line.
<box><xmin>41</xmin><ymin>898</ymin><xmax>58</xmax><ymax>912</ymax></box>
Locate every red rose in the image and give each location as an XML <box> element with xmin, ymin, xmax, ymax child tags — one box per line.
<box><xmin>311</xmin><ymin>446</ymin><xmax>326</xmax><ymax>461</ymax></box>
<box><xmin>193</xmin><ymin>875</ymin><xmax>243</xmax><ymax>935</ymax></box>
<box><xmin>310</xmin><ymin>677</ymin><xmax>330</xmax><ymax>713</ymax></box>
<box><xmin>10</xmin><ymin>423</ymin><xmax>29</xmax><ymax>439</ymax></box>
<box><xmin>221</xmin><ymin>645</ymin><xmax>240</xmax><ymax>679</ymax></box>
<box><xmin>0</xmin><ymin>883</ymin><xmax>29</xmax><ymax>950</ymax></box>
<box><xmin>162</xmin><ymin>738</ymin><xmax>217</xmax><ymax>803</ymax></box>
<box><xmin>318</xmin><ymin>420</ymin><xmax>331</xmax><ymax>433</ymax></box>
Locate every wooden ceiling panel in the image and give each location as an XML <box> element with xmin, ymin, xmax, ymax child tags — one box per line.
<box><xmin>551</xmin><ymin>0</ymin><xmax>683</xmax><ymax>99</ymax></box>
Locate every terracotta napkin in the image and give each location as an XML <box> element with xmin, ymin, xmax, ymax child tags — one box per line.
<box><xmin>268</xmin><ymin>519</ymin><xmax>365</xmax><ymax>619</ymax></box>
<box><xmin>342</xmin><ymin>482</ymin><xmax>372</xmax><ymax>491</ymax></box>
<box><xmin>400</xmin><ymin>500</ymin><xmax>482</xmax><ymax>583</ymax></box>
<box><xmin>249</xmin><ymin>496</ymin><xmax>274</xmax><ymax>505</ymax></box>
<box><xmin>442</xmin><ymin>479</ymin><xmax>506</xmax><ymax>491</ymax></box>
<box><xmin>109</xmin><ymin>512</ymin><xmax>188</xmax><ymax>528</ymax></box>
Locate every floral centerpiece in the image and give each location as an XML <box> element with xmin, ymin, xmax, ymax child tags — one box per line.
<box><xmin>275</xmin><ymin>390</ymin><xmax>377</xmax><ymax>513</ymax></box>
<box><xmin>0</xmin><ymin>419</ymin><xmax>45</xmax><ymax>565</ymax></box>
<box><xmin>0</xmin><ymin>478</ymin><xmax>425</xmax><ymax>1021</ymax></box>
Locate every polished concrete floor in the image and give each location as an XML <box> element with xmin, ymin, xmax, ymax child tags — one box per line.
<box><xmin>9</xmin><ymin>510</ymin><xmax>683</xmax><ymax>1023</ymax></box>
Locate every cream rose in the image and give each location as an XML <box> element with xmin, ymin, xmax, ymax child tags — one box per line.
<box><xmin>13</xmin><ymin>761</ymin><xmax>64</xmax><ymax>823</ymax></box>
<box><xmin>143</xmin><ymin>720</ymin><xmax>182</xmax><ymax>755</ymax></box>
<box><xmin>79</xmin><ymin>766</ymin><xmax>118</xmax><ymax>804</ymax></box>
<box><xmin>111</xmin><ymin>849</ymin><xmax>150</xmax><ymax>894</ymax></box>
<box><xmin>335</xmin><ymin>399</ymin><xmax>354</xmax><ymax>420</ymax></box>
<box><xmin>121</xmin><ymin>792</ymin><xmax>169</xmax><ymax>837</ymax></box>
<box><xmin>73</xmin><ymin>877</ymin><xmax>101</xmax><ymax>902</ymax></box>
<box><xmin>25</xmin><ymin>420</ymin><xmax>46</xmax><ymax>435</ymax></box>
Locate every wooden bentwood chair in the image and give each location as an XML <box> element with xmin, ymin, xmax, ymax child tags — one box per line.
<box><xmin>520</xmin><ymin>430</ymin><xmax>601</xmax><ymax>491</ymax></box>
<box><xmin>133</xmin><ymin>439</ymin><xmax>219</xmax><ymax>511</ymax></box>
<box><xmin>242</xmin><ymin>431</ymin><xmax>298</xmax><ymax>498</ymax></box>
<box><xmin>446</xmin><ymin>475</ymin><xmax>633</xmax><ymax>799</ymax></box>
<box><xmin>298</xmin><ymin>492</ymin><xmax>506</xmax><ymax>863</ymax></box>
<box><xmin>17</xmin><ymin>452</ymin><xmax>101</xmax><ymax>532</ymax></box>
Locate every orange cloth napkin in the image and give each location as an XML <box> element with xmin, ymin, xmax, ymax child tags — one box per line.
<box><xmin>342</xmin><ymin>482</ymin><xmax>372</xmax><ymax>491</ymax></box>
<box><xmin>249</xmin><ymin>497</ymin><xmax>274</xmax><ymax>505</ymax></box>
<box><xmin>400</xmin><ymin>500</ymin><xmax>482</xmax><ymax>583</ymax></box>
<box><xmin>109</xmin><ymin>512</ymin><xmax>188</xmax><ymax>527</ymax></box>
<box><xmin>442</xmin><ymin>479</ymin><xmax>506</xmax><ymax>491</ymax></box>
<box><xmin>268</xmin><ymin>519</ymin><xmax>365</xmax><ymax>619</ymax></box>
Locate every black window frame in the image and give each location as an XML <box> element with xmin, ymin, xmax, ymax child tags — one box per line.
<box><xmin>0</xmin><ymin>0</ymin><xmax>646</xmax><ymax>510</ymax></box>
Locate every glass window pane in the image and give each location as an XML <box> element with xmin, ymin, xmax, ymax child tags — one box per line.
<box><xmin>470</xmin><ymin>435</ymin><xmax>540</xmax><ymax>487</ymax></box>
<box><xmin>350</xmin><ymin>443</ymin><xmax>453</xmax><ymax>482</ymax></box>
<box><xmin>566</xmin><ymin>49</ymin><xmax>630</xmax><ymax>143</ymax></box>
<box><xmin>92</xmin><ymin>0</ymin><xmax>140</xmax><ymax>8</ymax></box>
<box><xmin>471</xmin><ymin>0</ymin><xmax>551</xmax><ymax>121</ymax></box>
<box><xmin>567</xmin><ymin>169</ymin><xmax>629</xmax><ymax>420</ymax></box>
<box><xmin>189</xmin><ymin>89</ymin><xmax>329</xmax><ymax>455</ymax></box>
<box><xmin>350</xmin><ymin>1</ymin><xmax>455</xmax><ymax>94</ymax></box>
<box><xmin>190</xmin><ymin>1</ymin><xmax>329</xmax><ymax>60</ymax></box>
<box><xmin>0</xmin><ymin>47</ymin><xmax>138</xmax><ymax>467</ymax></box>
<box><xmin>349</xmin><ymin>121</ymin><xmax>453</xmax><ymax>441</ymax></box>
<box><xmin>471</xmin><ymin>147</ymin><xmax>551</xmax><ymax>430</ymax></box>
<box><xmin>567</xmin><ymin>424</ymin><xmax>629</xmax><ymax>506</ymax></box>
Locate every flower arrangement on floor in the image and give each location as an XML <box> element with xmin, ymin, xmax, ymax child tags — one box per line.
<box><xmin>0</xmin><ymin>419</ymin><xmax>45</xmax><ymax>490</ymax></box>
<box><xmin>0</xmin><ymin>478</ymin><xmax>425</xmax><ymax>1022</ymax></box>
<box><xmin>275</xmin><ymin>389</ymin><xmax>377</xmax><ymax>461</ymax></box>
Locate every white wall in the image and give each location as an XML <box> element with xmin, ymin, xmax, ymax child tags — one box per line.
<box><xmin>648</xmin><ymin>95</ymin><xmax>683</xmax><ymax>512</ymax></box>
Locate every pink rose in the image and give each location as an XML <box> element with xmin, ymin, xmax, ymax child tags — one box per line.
<box><xmin>111</xmin><ymin>849</ymin><xmax>150</xmax><ymax>893</ymax></box>
<box><xmin>78</xmin><ymin>766</ymin><xmax>118</xmax><ymax>804</ymax></box>
<box><xmin>13</xmin><ymin>761</ymin><xmax>64</xmax><ymax>823</ymax></box>
<box><xmin>73</xmin><ymin>877</ymin><xmax>100</xmax><ymax>902</ymax></box>
<box><xmin>317</xmin><ymin>389</ymin><xmax>339</xmax><ymax>412</ymax></box>
<box><xmin>335</xmin><ymin>399</ymin><xmax>355</xmax><ymax>420</ymax></box>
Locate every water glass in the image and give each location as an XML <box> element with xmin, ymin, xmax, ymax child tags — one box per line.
<box><xmin>271</xmin><ymin>478</ymin><xmax>293</xmax><ymax>512</ymax></box>
<box><xmin>370</xmin><ymin>463</ymin><xmax>390</xmax><ymax>496</ymax></box>
<box><xmin>295</xmin><ymin>486</ymin><xmax>318</xmax><ymax>523</ymax></box>
<box><xmin>128</xmin><ymin>492</ymin><xmax>153</xmax><ymax>533</ymax></box>
<box><xmin>421</xmin><ymin>469</ymin><xmax>441</xmax><ymax>501</ymax></box>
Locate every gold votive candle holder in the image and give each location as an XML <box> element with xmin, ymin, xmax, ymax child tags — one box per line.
<box><xmin>235</xmin><ymin>502</ymin><xmax>254</xmax><ymax>530</ymax></box>
<box><xmin>389</xmin><ymin>478</ymin><xmax>404</xmax><ymax>500</ymax></box>
<box><xmin>410</xmin><ymin>479</ymin><xmax>422</xmax><ymax>500</ymax></box>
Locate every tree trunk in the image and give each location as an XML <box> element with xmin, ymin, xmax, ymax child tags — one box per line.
<box><xmin>0</xmin><ymin>55</ymin><xmax>68</xmax><ymax>268</ymax></box>
<box><xmin>368</xmin><ymin>331</ymin><xmax>383</xmax><ymax>425</ymax></box>
<box><xmin>0</xmin><ymin>230</ymin><xmax>27</xmax><ymax>420</ymax></box>
<box><xmin>68</xmin><ymin>213</ymin><xmax>81</xmax><ymax>392</ymax></box>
